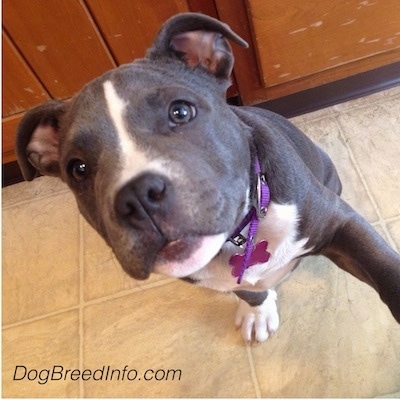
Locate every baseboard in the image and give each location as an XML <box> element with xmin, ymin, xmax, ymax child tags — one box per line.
<box><xmin>2</xmin><ymin>161</ymin><xmax>26</xmax><ymax>187</ymax></box>
<box><xmin>3</xmin><ymin>62</ymin><xmax>400</xmax><ymax>187</ymax></box>
<box><xmin>255</xmin><ymin>61</ymin><xmax>400</xmax><ymax>118</ymax></box>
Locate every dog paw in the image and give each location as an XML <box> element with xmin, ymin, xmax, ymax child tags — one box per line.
<box><xmin>235</xmin><ymin>290</ymin><xmax>279</xmax><ymax>343</ymax></box>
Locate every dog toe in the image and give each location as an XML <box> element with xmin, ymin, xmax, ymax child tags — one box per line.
<box><xmin>235</xmin><ymin>291</ymin><xmax>280</xmax><ymax>343</ymax></box>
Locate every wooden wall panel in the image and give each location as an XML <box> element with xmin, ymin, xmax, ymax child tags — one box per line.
<box><xmin>3</xmin><ymin>0</ymin><xmax>115</xmax><ymax>100</ymax></box>
<box><xmin>2</xmin><ymin>31</ymin><xmax>50</xmax><ymax>117</ymax></box>
<box><xmin>85</xmin><ymin>0</ymin><xmax>190</xmax><ymax>64</ymax></box>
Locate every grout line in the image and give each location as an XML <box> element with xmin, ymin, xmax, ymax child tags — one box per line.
<box><xmin>382</xmin><ymin>214</ymin><xmax>400</xmax><ymax>224</ymax></box>
<box><xmin>2</xmin><ymin>277</ymin><xmax>177</xmax><ymax>331</ymax></box>
<box><xmin>246</xmin><ymin>345</ymin><xmax>262</xmax><ymax>398</ymax></box>
<box><xmin>82</xmin><ymin>277</ymin><xmax>177</xmax><ymax>308</ymax></box>
<box><xmin>2</xmin><ymin>305</ymin><xmax>80</xmax><ymax>330</ymax></box>
<box><xmin>336</xmin><ymin>124</ymin><xmax>377</xmax><ymax>215</ymax></box>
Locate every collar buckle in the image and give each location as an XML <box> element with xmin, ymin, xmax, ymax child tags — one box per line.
<box><xmin>256</xmin><ymin>173</ymin><xmax>268</xmax><ymax>219</ymax></box>
<box><xmin>229</xmin><ymin>233</ymin><xmax>247</xmax><ymax>248</ymax></box>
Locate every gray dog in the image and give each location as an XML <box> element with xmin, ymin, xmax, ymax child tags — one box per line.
<box><xmin>16</xmin><ymin>13</ymin><xmax>400</xmax><ymax>342</ymax></box>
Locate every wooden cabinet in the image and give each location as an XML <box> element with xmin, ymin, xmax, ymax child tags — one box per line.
<box><xmin>3</xmin><ymin>0</ymin><xmax>400</xmax><ymax>165</ymax></box>
<box><xmin>216</xmin><ymin>0</ymin><xmax>400</xmax><ymax>104</ymax></box>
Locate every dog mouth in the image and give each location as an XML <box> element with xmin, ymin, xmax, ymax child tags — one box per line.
<box><xmin>157</xmin><ymin>238</ymin><xmax>196</xmax><ymax>262</ymax></box>
<box><xmin>122</xmin><ymin>199</ymin><xmax>249</xmax><ymax>280</ymax></box>
<box><xmin>112</xmin><ymin>192</ymin><xmax>249</xmax><ymax>281</ymax></box>
<box><xmin>153</xmin><ymin>233</ymin><xmax>227</xmax><ymax>278</ymax></box>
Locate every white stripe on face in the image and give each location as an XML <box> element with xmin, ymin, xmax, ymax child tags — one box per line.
<box><xmin>103</xmin><ymin>80</ymin><xmax>154</xmax><ymax>189</ymax></box>
<box><xmin>103</xmin><ymin>80</ymin><xmax>183</xmax><ymax>190</ymax></box>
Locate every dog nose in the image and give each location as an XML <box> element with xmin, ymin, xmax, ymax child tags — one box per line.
<box><xmin>114</xmin><ymin>173</ymin><xmax>171</xmax><ymax>229</ymax></box>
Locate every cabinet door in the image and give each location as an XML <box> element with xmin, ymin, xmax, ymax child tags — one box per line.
<box><xmin>3</xmin><ymin>0</ymin><xmax>116</xmax><ymax>101</ymax></box>
<box><xmin>216</xmin><ymin>0</ymin><xmax>400</xmax><ymax>104</ymax></box>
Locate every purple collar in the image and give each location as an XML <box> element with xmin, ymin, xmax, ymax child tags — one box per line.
<box><xmin>228</xmin><ymin>157</ymin><xmax>271</xmax><ymax>284</ymax></box>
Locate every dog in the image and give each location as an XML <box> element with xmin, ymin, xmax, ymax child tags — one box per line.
<box><xmin>15</xmin><ymin>13</ymin><xmax>400</xmax><ymax>343</ymax></box>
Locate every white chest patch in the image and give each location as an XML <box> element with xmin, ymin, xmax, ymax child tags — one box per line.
<box><xmin>244</xmin><ymin>202</ymin><xmax>310</xmax><ymax>286</ymax></box>
<box><xmin>187</xmin><ymin>202</ymin><xmax>312</xmax><ymax>292</ymax></box>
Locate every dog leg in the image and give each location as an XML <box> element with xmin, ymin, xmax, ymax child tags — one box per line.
<box><xmin>234</xmin><ymin>289</ymin><xmax>279</xmax><ymax>343</ymax></box>
<box><xmin>323</xmin><ymin>201</ymin><xmax>400</xmax><ymax>323</ymax></box>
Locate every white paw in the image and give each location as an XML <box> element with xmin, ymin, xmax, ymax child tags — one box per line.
<box><xmin>235</xmin><ymin>290</ymin><xmax>280</xmax><ymax>343</ymax></box>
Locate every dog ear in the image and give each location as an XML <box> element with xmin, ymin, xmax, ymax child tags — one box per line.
<box><xmin>15</xmin><ymin>100</ymin><xmax>66</xmax><ymax>181</ymax></box>
<box><xmin>147</xmin><ymin>13</ymin><xmax>248</xmax><ymax>79</ymax></box>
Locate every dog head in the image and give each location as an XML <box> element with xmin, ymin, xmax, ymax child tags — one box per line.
<box><xmin>16</xmin><ymin>13</ymin><xmax>252</xmax><ymax>280</ymax></box>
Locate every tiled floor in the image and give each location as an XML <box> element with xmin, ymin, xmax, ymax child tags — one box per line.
<box><xmin>3</xmin><ymin>87</ymin><xmax>400</xmax><ymax>398</ymax></box>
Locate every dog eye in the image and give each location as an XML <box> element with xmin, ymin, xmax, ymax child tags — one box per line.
<box><xmin>68</xmin><ymin>159</ymin><xmax>88</xmax><ymax>182</ymax></box>
<box><xmin>168</xmin><ymin>101</ymin><xmax>196</xmax><ymax>126</ymax></box>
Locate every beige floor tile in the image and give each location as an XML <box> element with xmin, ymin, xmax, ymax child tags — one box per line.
<box><xmin>2</xmin><ymin>192</ymin><xmax>80</xmax><ymax>324</ymax></box>
<box><xmin>83</xmin><ymin>281</ymin><xmax>257</xmax><ymax>398</ymax></box>
<box><xmin>2</xmin><ymin>310</ymin><xmax>80</xmax><ymax>398</ymax></box>
<box><xmin>2</xmin><ymin>176</ymin><xmax>69</xmax><ymax>208</ymax></box>
<box><xmin>83</xmin><ymin>219</ymin><xmax>167</xmax><ymax>301</ymax></box>
<box><xmin>292</xmin><ymin>116</ymin><xmax>378</xmax><ymax>222</ymax></box>
<box><xmin>337</xmin><ymin>104</ymin><xmax>400</xmax><ymax>219</ymax></box>
<box><xmin>251</xmin><ymin>256</ymin><xmax>400</xmax><ymax>398</ymax></box>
